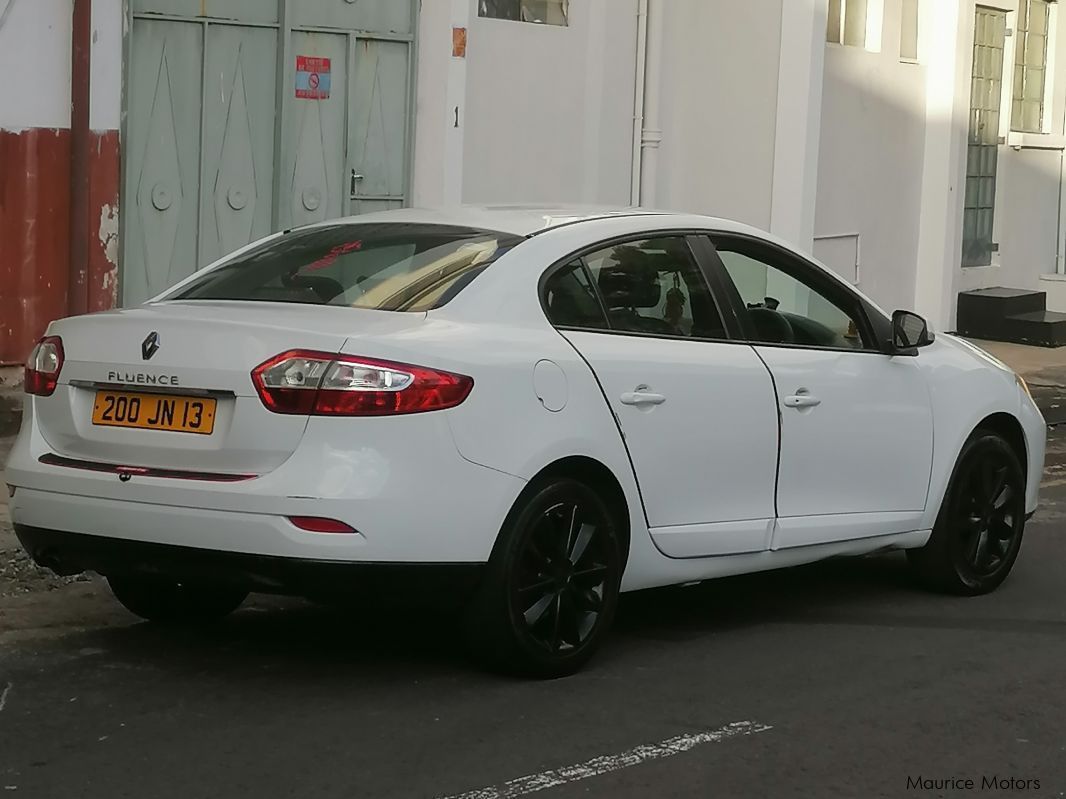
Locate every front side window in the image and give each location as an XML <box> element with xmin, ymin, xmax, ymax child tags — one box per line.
<box><xmin>715</xmin><ymin>244</ymin><xmax>869</xmax><ymax>350</ymax></box>
<box><xmin>479</xmin><ymin>0</ymin><xmax>568</xmax><ymax>26</ymax></box>
<box><xmin>168</xmin><ymin>224</ymin><xmax>521</xmax><ymax>312</ymax></box>
<box><xmin>545</xmin><ymin>237</ymin><xmax>727</xmax><ymax>339</ymax></box>
<box><xmin>1013</xmin><ymin>0</ymin><xmax>1053</xmax><ymax>133</ymax></box>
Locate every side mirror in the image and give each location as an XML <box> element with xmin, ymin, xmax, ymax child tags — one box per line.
<box><xmin>890</xmin><ymin>310</ymin><xmax>934</xmax><ymax>356</ymax></box>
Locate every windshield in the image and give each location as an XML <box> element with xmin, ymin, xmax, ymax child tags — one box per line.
<box><xmin>167</xmin><ymin>223</ymin><xmax>522</xmax><ymax>311</ymax></box>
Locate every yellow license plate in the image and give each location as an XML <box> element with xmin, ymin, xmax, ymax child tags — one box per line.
<box><xmin>92</xmin><ymin>391</ymin><xmax>217</xmax><ymax>435</ymax></box>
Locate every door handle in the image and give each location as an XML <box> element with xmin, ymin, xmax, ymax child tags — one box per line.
<box><xmin>350</xmin><ymin>169</ymin><xmax>365</xmax><ymax>198</ymax></box>
<box><xmin>783</xmin><ymin>393</ymin><xmax>821</xmax><ymax>409</ymax></box>
<box><xmin>620</xmin><ymin>391</ymin><xmax>666</xmax><ymax>407</ymax></box>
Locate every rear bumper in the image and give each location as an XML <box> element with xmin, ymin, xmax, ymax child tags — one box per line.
<box><xmin>15</xmin><ymin>525</ymin><xmax>485</xmax><ymax>599</ymax></box>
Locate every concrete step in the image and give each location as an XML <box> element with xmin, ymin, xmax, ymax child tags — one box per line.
<box><xmin>1004</xmin><ymin>310</ymin><xmax>1066</xmax><ymax>348</ymax></box>
<box><xmin>956</xmin><ymin>287</ymin><xmax>1066</xmax><ymax>346</ymax></box>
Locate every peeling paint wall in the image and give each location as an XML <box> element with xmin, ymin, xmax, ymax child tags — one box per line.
<box><xmin>0</xmin><ymin>0</ymin><xmax>121</xmax><ymax>363</ymax></box>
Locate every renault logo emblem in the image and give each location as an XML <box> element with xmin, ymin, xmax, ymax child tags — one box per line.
<box><xmin>141</xmin><ymin>331</ymin><xmax>161</xmax><ymax>361</ymax></box>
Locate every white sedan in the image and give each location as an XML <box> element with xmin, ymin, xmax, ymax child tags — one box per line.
<box><xmin>6</xmin><ymin>207</ymin><xmax>1047</xmax><ymax>676</ymax></box>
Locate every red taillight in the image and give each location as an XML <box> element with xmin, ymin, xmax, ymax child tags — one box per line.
<box><xmin>25</xmin><ymin>336</ymin><xmax>65</xmax><ymax>397</ymax></box>
<box><xmin>251</xmin><ymin>350</ymin><xmax>474</xmax><ymax>417</ymax></box>
<box><xmin>288</xmin><ymin>516</ymin><xmax>358</xmax><ymax>534</ymax></box>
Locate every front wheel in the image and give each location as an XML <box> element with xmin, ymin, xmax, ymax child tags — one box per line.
<box><xmin>108</xmin><ymin>575</ymin><xmax>248</xmax><ymax>623</ymax></box>
<box><xmin>908</xmin><ymin>431</ymin><xmax>1027</xmax><ymax>595</ymax></box>
<box><xmin>465</xmin><ymin>478</ymin><xmax>624</xmax><ymax>678</ymax></box>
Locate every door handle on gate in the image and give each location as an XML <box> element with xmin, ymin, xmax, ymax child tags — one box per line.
<box><xmin>783</xmin><ymin>393</ymin><xmax>821</xmax><ymax>409</ymax></box>
<box><xmin>620</xmin><ymin>391</ymin><xmax>667</xmax><ymax>407</ymax></box>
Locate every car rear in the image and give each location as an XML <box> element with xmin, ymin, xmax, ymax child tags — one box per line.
<box><xmin>5</xmin><ymin>222</ymin><xmax>528</xmax><ymax>597</ymax></box>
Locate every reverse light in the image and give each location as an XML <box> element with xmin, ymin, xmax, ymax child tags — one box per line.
<box><xmin>252</xmin><ymin>350</ymin><xmax>474</xmax><ymax>416</ymax></box>
<box><xmin>25</xmin><ymin>336</ymin><xmax>65</xmax><ymax>397</ymax></box>
<box><xmin>288</xmin><ymin>516</ymin><xmax>358</xmax><ymax>534</ymax></box>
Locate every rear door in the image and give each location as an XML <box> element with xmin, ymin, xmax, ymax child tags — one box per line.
<box><xmin>706</xmin><ymin>234</ymin><xmax>935</xmax><ymax>549</ymax></box>
<box><xmin>544</xmin><ymin>234</ymin><xmax>779</xmax><ymax>557</ymax></box>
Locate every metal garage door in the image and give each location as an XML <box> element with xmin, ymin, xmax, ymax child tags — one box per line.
<box><xmin>123</xmin><ymin>0</ymin><xmax>415</xmax><ymax>304</ymax></box>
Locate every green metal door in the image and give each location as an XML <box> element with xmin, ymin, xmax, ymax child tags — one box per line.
<box><xmin>123</xmin><ymin>0</ymin><xmax>415</xmax><ymax>305</ymax></box>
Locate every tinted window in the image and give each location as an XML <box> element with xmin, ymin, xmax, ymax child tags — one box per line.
<box><xmin>169</xmin><ymin>224</ymin><xmax>522</xmax><ymax>312</ymax></box>
<box><xmin>544</xmin><ymin>262</ymin><xmax>609</xmax><ymax>329</ymax></box>
<box><xmin>578</xmin><ymin>237</ymin><xmax>727</xmax><ymax>339</ymax></box>
<box><xmin>715</xmin><ymin>245</ymin><xmax>869</xmax><ymax>350</ymax></box>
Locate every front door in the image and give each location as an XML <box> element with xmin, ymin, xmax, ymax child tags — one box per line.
<box><xmin>124</xmin><ymin>0</ymin><xmax>414</xmax><ymax>305</ymax></box>
<box><xmin>543</xmin><ymin>235</ymin><xmax>779</xmax><ymax>558</ymax></box>
<box><xmin>710</xmin><ymin>236</ymin><xmax>935</xmax><ymax>549</ymax></box>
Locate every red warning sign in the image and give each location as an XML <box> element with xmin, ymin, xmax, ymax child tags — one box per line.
<box><xmin>296</xmin><ymin>56</ymin><xmax>331</xmax><ymax>100</ymax></box>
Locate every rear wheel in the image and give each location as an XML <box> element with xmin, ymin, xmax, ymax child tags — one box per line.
<box><xmin>465</xmin><ymin>478</ymin><xmax>623</xmax><ymax>678</ymax></box>
<box><xmin>108</xmin><ymin>575</ymin><xmax>248</xmax><ymax>623</ymax></box>
<box><xmin>908</xmin><ymin>430</ymin><xmax>1027</xmax><ymax>595</ymax></box>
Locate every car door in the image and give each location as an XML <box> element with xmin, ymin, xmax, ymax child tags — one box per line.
<box><xmin>542</xmin><ymin>234</ymin><xmax>779</xmax><ymax>557</ymax></box>
<box><xmin>706</xmin><ymin>234</ymin><xmax>935</xmax><ymax>549</ymax></box>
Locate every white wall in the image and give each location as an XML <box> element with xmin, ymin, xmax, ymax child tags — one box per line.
<box><xmin>460</xmin><ymin>0</ymin><xmax>638</xmax><ymax>205</ymax></box>
<box><xmin>90</xmin><ymin>0</ymin><xmax>122</xmax><ymax>131</ymax></box>
<box><xmin>655</xmin><ymin>0</ymin><xmax>782</xmax><ymax>227</ymax></box>
<box><xmin>0</xmin><ymin>0</ymin><xmax>72</xmax><ymax>129</ymax></box>
<box><xmin>815</xmin><ymin>0</ymin><xmax>929</xmax><ymax>314</ymax></box>
<box><xmin>411</xmin><ymin>0</ymin><xmax>453</xmax><ymax>206</ymax></box>
<box><xmin>0</xmin><ymin>0</ymin><xmax>121</xmax><ymax>132</ymax></box>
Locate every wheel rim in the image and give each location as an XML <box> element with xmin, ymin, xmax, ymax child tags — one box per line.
<box><xmin>954</xmin><ymin>450</ymin><xmax>1023</xmax><ymax>578</ymax></box>
<box><xmin>511</xmin><ymin>499</ymin><xmax>613</xmax><ymax>655</ymax></box>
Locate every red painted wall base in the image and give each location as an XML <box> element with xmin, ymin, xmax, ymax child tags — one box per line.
<box><xmin>0</xmin><ymin>128</ymin><xmax>119</xmax><ymax>365</ymax></box>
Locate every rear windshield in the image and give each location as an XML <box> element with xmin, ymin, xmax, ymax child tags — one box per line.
<box><xmin>168</xmin><ymin>223</ymin><xmax>522</xmax><ymax>311</ymax></box>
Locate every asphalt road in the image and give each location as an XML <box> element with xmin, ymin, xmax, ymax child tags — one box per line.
<box><xmin>1</xmin><ymin>426</ymin><xmax>1064</xmax><ymax>799</ymax></box>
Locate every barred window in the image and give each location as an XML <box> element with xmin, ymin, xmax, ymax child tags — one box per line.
<box><xmin>1012</xmin><ymin>0</ymin><xmax>1053</xmax><ymax>133</ymax></box>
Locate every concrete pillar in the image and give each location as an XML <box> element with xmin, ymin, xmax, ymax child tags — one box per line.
<box><xmin>913</xmin><ymin>0</ymin><xmax>970</xmax><ymax>328</ymax></box>
<box><xmin>770</xmin><ymin>0</ymin><xmax>828</xmax><ymax>255</ymax></box>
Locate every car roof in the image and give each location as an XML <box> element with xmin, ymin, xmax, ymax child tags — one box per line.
<box><xmin>314</xmin><ymin>204</ymin><xmax>767</xmax><ymax>239</ymax></box>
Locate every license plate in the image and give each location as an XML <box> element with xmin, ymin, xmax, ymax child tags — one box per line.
<box><xmin>92</xmin><ymin>390</ymin><xmax>217</xmax><ymax>435</ymax></box>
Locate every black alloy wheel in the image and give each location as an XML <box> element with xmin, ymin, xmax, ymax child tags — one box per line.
<box><xmin>908</xmin><ymin>431</ymin><xmax>1026</xmax><ymax>595</ymax></box>
<box><xmin>466</xmin><ymin>478</ymin><xmax>623</xmax><ymax>677</ymax></box>
<box><xmin>512</xmin><ymin>499</ymin><xmax>612</xmax><ymax>655</ymax></box>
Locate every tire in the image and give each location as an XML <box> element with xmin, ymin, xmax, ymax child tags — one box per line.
<box><xmin>108</xmin><ymin>575</ymin><xmax>248</xmax><ymax>624</ymax></box>
<box><xmin>907</xmin><ymin>430</ymin><xmax>1027</xmax><ymax>596</ymax></box>
<box><xmin>465</xmin><ymin>477</ymin><xmax>624</xmax><ymax>678</ymax></box>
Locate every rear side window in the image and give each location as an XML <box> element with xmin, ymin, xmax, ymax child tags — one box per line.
<box><xmin>544</xmin><ymin>237</ymin><xmax>728</xmax><ymax>340</ymax></box>
<box><xmin>169</xmin><ymin>224</ymin><xmax>522</xmax><ymax>311</ymax></box>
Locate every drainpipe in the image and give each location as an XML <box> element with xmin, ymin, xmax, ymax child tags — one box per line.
<box><xmin>638</xmin><ymin>0</ymin><xmax>664</xmax><ymax>208</ymax></box>
<box><xmin>630</xmin><ymin>0</ymin><xmax>648</xmax><ymax>206</ymax></box>
<box><xmin>69</xmin><ymin>0</ymin><xmax>91</xmax><ymax>317</ymax></box>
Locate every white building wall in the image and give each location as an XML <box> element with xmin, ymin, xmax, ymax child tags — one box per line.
<box><xmin>0</xmin><ymin>0</ymin><xmax>72</xmax><ymax>129</ymax></box>
<box><xmin>461</xmin><ymin>0</ymin><xmax>638</xmax><ymax>205</ymax></box>
<box><xmin>655</xmin><ymin>0</ymin><xmax>783</xmax><ymax>228</ymax></box>
<box><xmin>815</xmin><ymin>0</ymin><xmax>929</xmax><ymax>315</ymax></box>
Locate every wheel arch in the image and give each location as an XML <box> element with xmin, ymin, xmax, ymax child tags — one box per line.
<box><xmin>928</xmin><ymin>411</ymin><xmax>1029</xmax><ymax>525</ymax></box>
<box><xmin>504</xmin><ymin>456</ymin><xmax>632</xmax><ymax>567</ymax></box>
<box><xmin>974</xmin><ymin>412</ymin><xmax>1028</xmax><ymax>479</ymax></box>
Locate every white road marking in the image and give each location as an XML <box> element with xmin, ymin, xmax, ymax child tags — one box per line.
<box><xmin>437</xmin><ymin>720</ymin><xmax>772</xmax><ymax>799</ymax></box>
<box><xmin>0</xmin><ymin>683</ymin><xmax>11</xmax><ymax>713</ymax></box>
